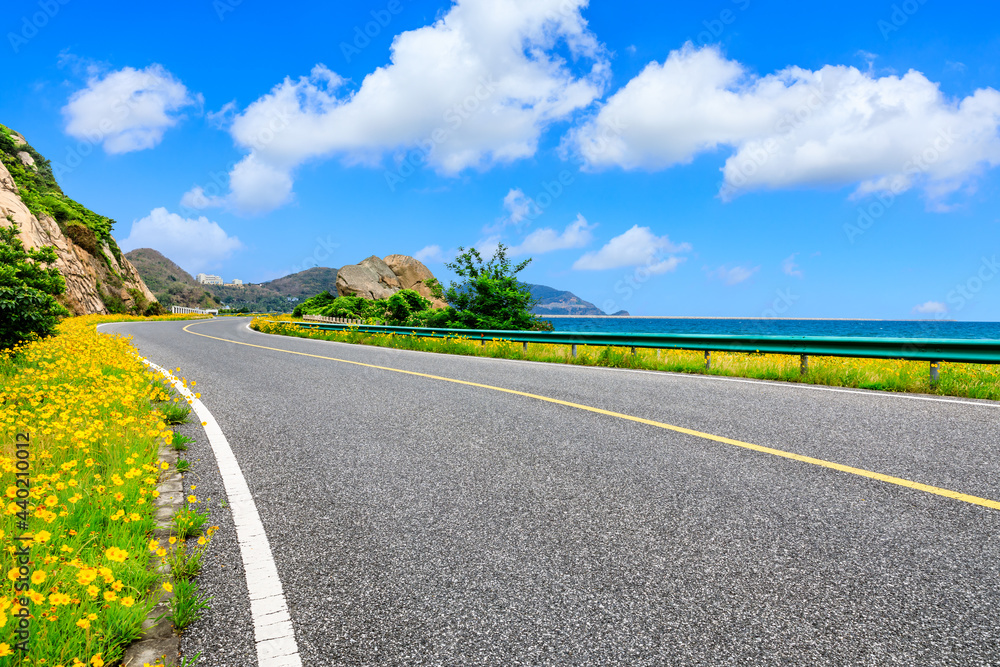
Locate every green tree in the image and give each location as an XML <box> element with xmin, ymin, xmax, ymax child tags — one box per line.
<box><xmin>0</xmin><ymin>222</ymin><xmax>69</xmax><ymax>350</ymax></box>
<box><xmin>439</xmin><ymin>244</ymin><xmax>548</xmax><ymax>330</ymax></box>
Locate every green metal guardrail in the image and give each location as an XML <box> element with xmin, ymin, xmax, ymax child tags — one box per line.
<box><xmin>277</xmin><ymin>320</ymin><xmax>1000</xmax><ymax>383</ymax></box>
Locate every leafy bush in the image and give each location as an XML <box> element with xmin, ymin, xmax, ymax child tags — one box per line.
<box><xmin>295</xmin><ymin>289</ymin><xmax>435</xmax><ymax>326</ymax></box>
<box><xmin>439</xmin><ymin>244</ymin><xmax>551</xmax><ymax>330</ymax></box>
<box><xmin>0</xmin><ymin>222</ymin><xmax>69</xmax><ymax>350</ymax></box>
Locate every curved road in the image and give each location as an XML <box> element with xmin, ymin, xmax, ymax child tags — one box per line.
<box><xmin>104</xmin><ymin>317</ymin><xmax>1000</xmax><ymax>666</ymax></box>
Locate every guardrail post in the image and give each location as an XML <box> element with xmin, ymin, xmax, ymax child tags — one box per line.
<box><xmin>523</xmin><ymin>341</ymin><xmax>528</xmax><ymax>355</ymax></box>
<box><xmin>481</xmin><ymin>334</ymin><xmax>485</xmax><ymax>346</ymax></box>
<box><xmin>800</xmin><ymin>354</ymin><xmax>808</xmax><ymax>375</ymax></box>
<box><xmin>571</xmin><ymin>344</ymin><xmax>577</xmax><ymax>358</ymax></box>
<box><xmin>631</xmin><ymin>347</ymin><xmax>636</xmax><ymax>356</ymax></box>
<box><xmin>930</xmin><ymin>360</ymin><xmax>941</xmax><ymax>385</ymax></box>
<box><xmin>705</xmin><ymin>350</ymin><xmax>711</xmax><ymax>370</ymax></box>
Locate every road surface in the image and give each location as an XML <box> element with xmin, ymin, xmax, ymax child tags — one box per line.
<box><xmin>102</xmin><ymin>317</ymin><xmax>1000</xmax><ymax>666</ymax></box>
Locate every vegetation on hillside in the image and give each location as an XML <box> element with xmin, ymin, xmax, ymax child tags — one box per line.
<box><xmin>293</xmin><ymin>289</ymin><xmax>435</xmax><ymax>325</ymax></box>
<box><xmin>0</xmin><ymin>221</ymin><xmax>69</xmax><ymax>350</ymax></box>
<box><xmin>0</xmin><ymin>125</ymin><xmax>121</xmax><ymax>263</ymax></box>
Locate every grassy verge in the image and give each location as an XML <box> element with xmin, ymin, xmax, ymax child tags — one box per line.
<box><xmin>252</xmin><ymin>316</ymin><xmax>1000</xmax><ymax>401</ymax></box>
<box><xmin>0</xmin><ymin>314</ymin><xmax>214</xmax><ymax>664</ymax></box>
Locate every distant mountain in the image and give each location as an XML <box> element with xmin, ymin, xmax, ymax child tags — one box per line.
<box><xmin>125</xmin><ymin>248</ymin><xmax>219</xmax><ymax>310</ymax></box>
<box><xmin>127</xmin><ymin>251</ymin><xmax>339</xmax><ymax>312</ymax></box>
<box><xmin>260</xmin><ymin>267</ymin><xmax>338</xmax><ymax>300</ymax></box>
<box><xmin>526</xmin><ymin>283</ymin><xmax>629</xmax><ymax>316</ymax></box>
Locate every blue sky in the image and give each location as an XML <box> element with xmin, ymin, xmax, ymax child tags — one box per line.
<box><xmin>4</xmin><ymin>0</ymin><xmax>1000</xmax><ymax>319</ymax></box>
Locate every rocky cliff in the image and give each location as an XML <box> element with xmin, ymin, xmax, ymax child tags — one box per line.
<box><xmin>337</xmin><ymin>254</ymin><xmax>447</xmax><ymax>308</ymax></box>
<box><xmin>0</xmin><ymin>125</ymin><xmax>156</xmax><ymax>315</ymax></box>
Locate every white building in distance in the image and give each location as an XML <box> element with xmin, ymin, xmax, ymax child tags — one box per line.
<box><xmin>196</xmin><ymin>273</ymin><xmax>223</xmax><ymax>285</ymax></box>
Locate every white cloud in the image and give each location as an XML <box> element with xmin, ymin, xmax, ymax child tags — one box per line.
<box><xmin>573</xmin><ymin>225</ymin><xmax>690</xmax><ymax>272</ymax></box>
<box><xmin>913</xmin><ymin>300</ymin><xmax>948</xmax><ymax>314</ymax></box>
<box><xmin>216</xmin><ymin>0</ymin><xmax>609</xmax><ymax>213</ymax></box>
<box><xmin>510</xmin><ymin>213</ymin><xmax>595</xmax><ymax>255</ymax></box>
<box><xmin>119</xmin><ymin>207</ymin><xmax>243</xmax><ymax>273</ymax></box>
<box><xmin>572</xmin><ymin>44</ymin><xmax>1000</xmax><ymax>205</ymax></box>
<box><xmin>180</xmin><ymin>186</ymin><xmax>225</xmax><ymax>210</ymax></box>
<box><xmin>502</xmin><ymin>188</ymin><xmax>539</xmax><ymax>226</ymax></box>
<box><xmin>414</xmin><ymin>245</ymin><xmax>446</xmax><ymax>263</ymax></box>
<box><xmin>782</xmin><ymin>253</ymin><xmax>803</xmax><ymax>278</ymax></box>
<box><xmin>707</xmin><ymin>265</ymin><xmax>758</xmax><ymax>285</ymax></box>
<box><xmin>62</xmin><ymin>64</ymin><xmax>200</xmax><ymax>154</ymax></box>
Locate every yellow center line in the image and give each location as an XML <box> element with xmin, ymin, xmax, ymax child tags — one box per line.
<box><xmin>183</xmin><ymin>321</ymin><xmax>1000</xmax><ymax>512</ymax></box>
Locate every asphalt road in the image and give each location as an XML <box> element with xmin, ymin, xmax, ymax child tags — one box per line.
<box><xmin>103</xmin><ymin>317</ymin><xmax>1000</xmax><ymax>666</ymax></box>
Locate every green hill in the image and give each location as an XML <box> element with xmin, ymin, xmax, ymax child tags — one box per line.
<box><xmin>124</xmin><ymin>248</ymin><xmax>219</xmax><ymax>310</ymax></box>
<box><xmin>260</xmin><ymin>267</ymin><xmax>339</xmax><ymax>300</ymax></box>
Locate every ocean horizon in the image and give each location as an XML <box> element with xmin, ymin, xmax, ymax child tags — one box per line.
<box><xmin>537</xmin><ymin>316</ymin><xmax>1000</xmax><ymax>340</ymax></box>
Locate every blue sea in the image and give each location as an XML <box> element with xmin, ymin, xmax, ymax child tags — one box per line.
<box><xmin>540</xmin><ymin>318</ymin><xmax>1000</xmax><ymax>340</ymax></box>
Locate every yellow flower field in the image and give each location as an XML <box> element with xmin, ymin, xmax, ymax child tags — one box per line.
<box><xmin>0</xmin><ymin>314</ymin><xmax>202</xmax><ymax>665</ymax></box>
<box><xmin>253</xmin><ymin>316</ymin><xmax>1000</xmax><ymax>400</ymax></box>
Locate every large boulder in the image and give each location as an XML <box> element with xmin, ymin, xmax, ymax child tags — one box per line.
<box><xmin>384</xmin><ymin>254</ymin><xmax>448</xmax><ymax>308</ymax></box>
<box><xmin>359</xmin><ymin>255</ymin><xmax>401</xmax><ymax>290</ymax></box>
<box><xmin>336</xmin><ymin>263</ymin><xmax>398</xmax><ymax>300</ymax></box>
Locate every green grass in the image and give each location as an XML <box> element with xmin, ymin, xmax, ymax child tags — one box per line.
<box><xmin>252</xmin><ymin>317</ymin><xmax>1000</xmax><ymax>401</ymax></box>
<box><xmin>169</xmin><ymin>578</ymin><xmax>211</xmax><ymax>630</ymax></box>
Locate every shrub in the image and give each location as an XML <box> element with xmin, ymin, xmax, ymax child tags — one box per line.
<box><xmin>0</xmin><ymin>222</ymin><xmax>68</xmax><ymax>350</ymax></box>
<box><xmin>440</xmin><ymin>244</ymin><xmax>549</xmax><ymax>330</ymax></box>
<box><xmin>65</xmin><ymin>222</ymin><xmax>99</xmax><ymax>254</ymax></box>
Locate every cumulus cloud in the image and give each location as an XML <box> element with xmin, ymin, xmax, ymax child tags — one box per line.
<box><xmin>62</xmin><ymin>64</ymin><xmax>200</xmax><ymax>154</ymax></box>
<box><xmin>414</xmin><ymin>245</ymin><xmax>446</xmax><ymax>263</ymax></box>
<box><xmin>913</xmin><ymin>300</ymin><xmax>948</xmax><ymax>314</ymax></box>
<box><xmin>210</xmin><ymin>0</ymin><xmax>608</xmax><ymax>213</ymax></box>
<box><xmin>571</xmin><ymin>44</ymin><xmax>1000</xmax><ymax>204</ymax></box>
<box><xmin>119</xmin><ymin>207</ymin><xmax>243</xmax><ymax>273</ymax></box>
<box><xmin>706</xmin><ymin>264</ymin><xmax>758</xmax><ymax>285</ymax></box>
<box><xmin>782</xmin><ymin>253</ymin><xmax>803</xmax><ymax>278</ymax></box>
<box><xmin>573</xmin><ymin>225</ymin><xmax>690</xmax><ymax>273</ymax></box>
<box><xmin>510</xmin><ymin>214</ymin><xmax>595</xmax><ymax>255</ymax></box>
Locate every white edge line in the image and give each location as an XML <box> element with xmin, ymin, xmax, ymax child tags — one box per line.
<box><xmin>240</xmin><ymin>320</ymin><xmax>1000</xmax><ymax>410</ymax></box>
<box><xmin>133</xmin><ymin>353</ymin><xmax>302</xmax><ymax>665</ymax></box>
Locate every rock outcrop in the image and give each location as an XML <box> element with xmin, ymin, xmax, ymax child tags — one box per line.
<box><xmin>0</xmin><ymin>128</ymin><xmax>156</xmax><ymax>316</ymax></box>
<box><xmin>337</xmin><ymin>254</ymin><xmax>447</xmax><ymax>308</ymax></box>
